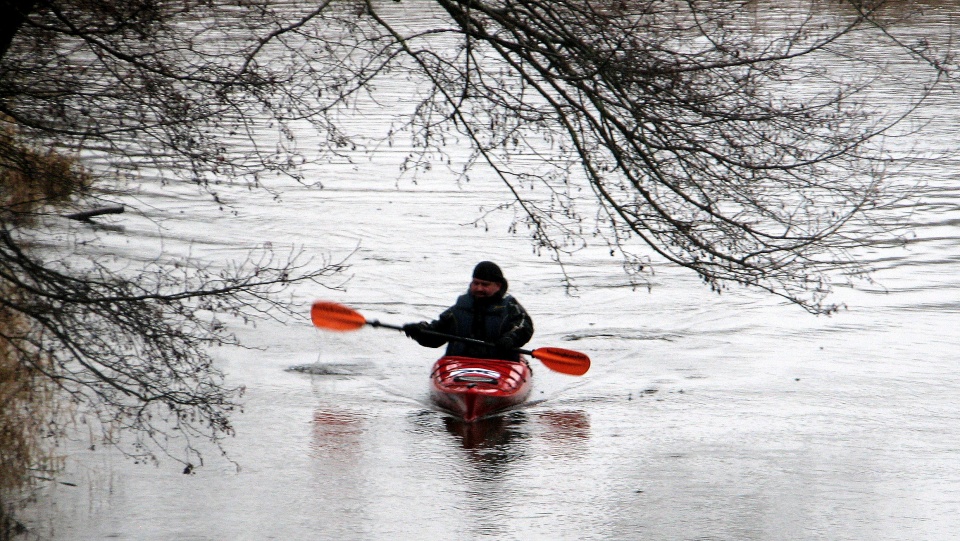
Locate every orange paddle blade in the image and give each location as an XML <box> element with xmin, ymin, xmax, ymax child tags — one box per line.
<box><xmin>311</xmin><ymin>301</ymin><xmax>367</xmax><ymax>331</ymax></box>
<box><xmin>530</xmin><ymin>347</ymin><xmax>591</xmax><ymax>376</ymax></box>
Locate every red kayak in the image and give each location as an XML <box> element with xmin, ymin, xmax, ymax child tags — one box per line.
<box><xmin>429</xmin><ymin>356</ymin><xmax>532</xmax><ymax>422</ymax></box>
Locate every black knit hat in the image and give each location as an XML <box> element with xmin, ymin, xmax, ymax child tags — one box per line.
<box><xmin>472</xmin><ymin>261</ymin><xmax>508</xmax><ymax>291</ymax></box>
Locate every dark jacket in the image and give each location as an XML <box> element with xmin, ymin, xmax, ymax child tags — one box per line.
<box><xmin>414</xmin><ymin>292</ymin><xmax>534</xmax><ymax>361</ymax></box>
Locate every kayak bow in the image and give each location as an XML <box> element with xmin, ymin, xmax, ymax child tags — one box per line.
<box><xmin>429</xmin><ymin>356</ymin><xmax>532</xmax><ymax>422</ymax></box>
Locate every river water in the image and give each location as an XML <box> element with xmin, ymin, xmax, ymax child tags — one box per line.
<box><xmin>17</xmin><ymin>3</ymin><xmax>960</xmax><ymax>541</ymax></box>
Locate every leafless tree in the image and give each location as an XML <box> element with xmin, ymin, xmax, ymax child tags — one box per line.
<box><xmin>0</xmin><ymin>0</ymin><xmax>356</xmax><ymax>468</ymax></box>
<box><xmin>0</xmin><ymin>1</ymin><xmax>952</xmax><ymax>471</ymax></box>
<box><xmin>0</xmin><ymin>226</ymin><xmax>346</xmax><ymax>461</ymax></box>
<box><xmin>372</xmin><ymin>0</ymin><xmax>951</xmax><ymax>313</ymax></box>
<box><xmin>5</xmin><ymin>1</ymin><xmax>952</xmax><ymax>315</ymax></box>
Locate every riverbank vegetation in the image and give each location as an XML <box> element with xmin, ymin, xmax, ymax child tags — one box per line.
<box><xmin>0</xmin><ymin>123</ymin><xmax>78</xmax><ymax>538</ymax></box>
<box><xmin>0</xmin><ymin>290</ymin><xmax>59</xmax><ymax>540</ymax></box>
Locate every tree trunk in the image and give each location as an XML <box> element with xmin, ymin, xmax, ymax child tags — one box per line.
<box><xmin>0</xmin><ymin>0</ymin><xmax>39</xmax><ymax>61</ymax></box>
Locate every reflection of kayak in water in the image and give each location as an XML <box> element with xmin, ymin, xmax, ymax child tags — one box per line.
<box><xmin>442</xmin><ymin>409</ymin><xmax>591</xmax><ymax>455</ymax></box>
<box><xmin>430</xmin><ymin>356</ymin><xmax>532</xmax><ymax>422</ymax></box>
<box><xmin>443</xmin><ymin>413</ymin><xmax>521</xmax><ymax>451</ymax></box>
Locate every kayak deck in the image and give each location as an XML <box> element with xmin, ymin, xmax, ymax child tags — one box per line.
<box><xmin>429</xmin><ymin>356</ymin><xmax>532</xmax><ymax>422</ymax></box>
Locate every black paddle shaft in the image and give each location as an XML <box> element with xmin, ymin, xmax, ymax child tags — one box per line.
<box><xmin>366</xmin><ymin>319</ymin><xmax>533</xmax><ymax>355</ymax></box>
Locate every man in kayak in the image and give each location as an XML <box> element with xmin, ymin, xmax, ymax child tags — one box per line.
<box><xmin>402</xmin><ymin>261</ymin><xmax>534</xmax><ymax>361</ymax></box>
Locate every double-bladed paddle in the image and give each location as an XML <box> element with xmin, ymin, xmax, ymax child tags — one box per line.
<box><xmin>310</xmin><ymin>301</ymin><xmax>591</xmax><ymax>376</ymax></box>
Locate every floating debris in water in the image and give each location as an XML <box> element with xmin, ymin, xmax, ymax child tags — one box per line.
<box><xmin>286</xmin><ymin>361</ymin><xmax>373</xmax><ymax>376</ymax></box>
<box><xmin>563</xmin><ymin>329</ymin><xmax>679</xmax><ymax>342</ymax></box>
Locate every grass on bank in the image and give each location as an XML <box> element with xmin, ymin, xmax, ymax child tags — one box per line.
<box><xmin>0</xmin><ymin>117</ymin><xmax>88</xmax><ymax>538</ymax></box>
<box><xmin>1</xmin><ymin>117</ymin><xmax>90</xmax><ymax>223</ymax></box>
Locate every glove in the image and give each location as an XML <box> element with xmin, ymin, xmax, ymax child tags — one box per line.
<box><xmin>402</xmin><ymin>322</ymin><xmax>428</xmax><ymax>339</ymax></box>
<box><xmin>494</xmin><ymin>336</ymin><xmax>514</xmax><ymax>350</ymax></box>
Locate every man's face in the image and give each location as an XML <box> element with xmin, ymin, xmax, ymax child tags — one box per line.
<box><xmin>469</xmin><ymin>278</ymin><xmax>502</xmax><ymax>299</ymax></box>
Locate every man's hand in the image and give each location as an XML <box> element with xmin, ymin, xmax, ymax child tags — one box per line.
<box><xmin>402</xmin><ymin>322</ymin><xmax>428</xmax><ymax>339</ymax></box>
<box><xmin>494</xmin><ymin>336</ymin><xmax>515</xmax><ymax>350</ymax></box>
